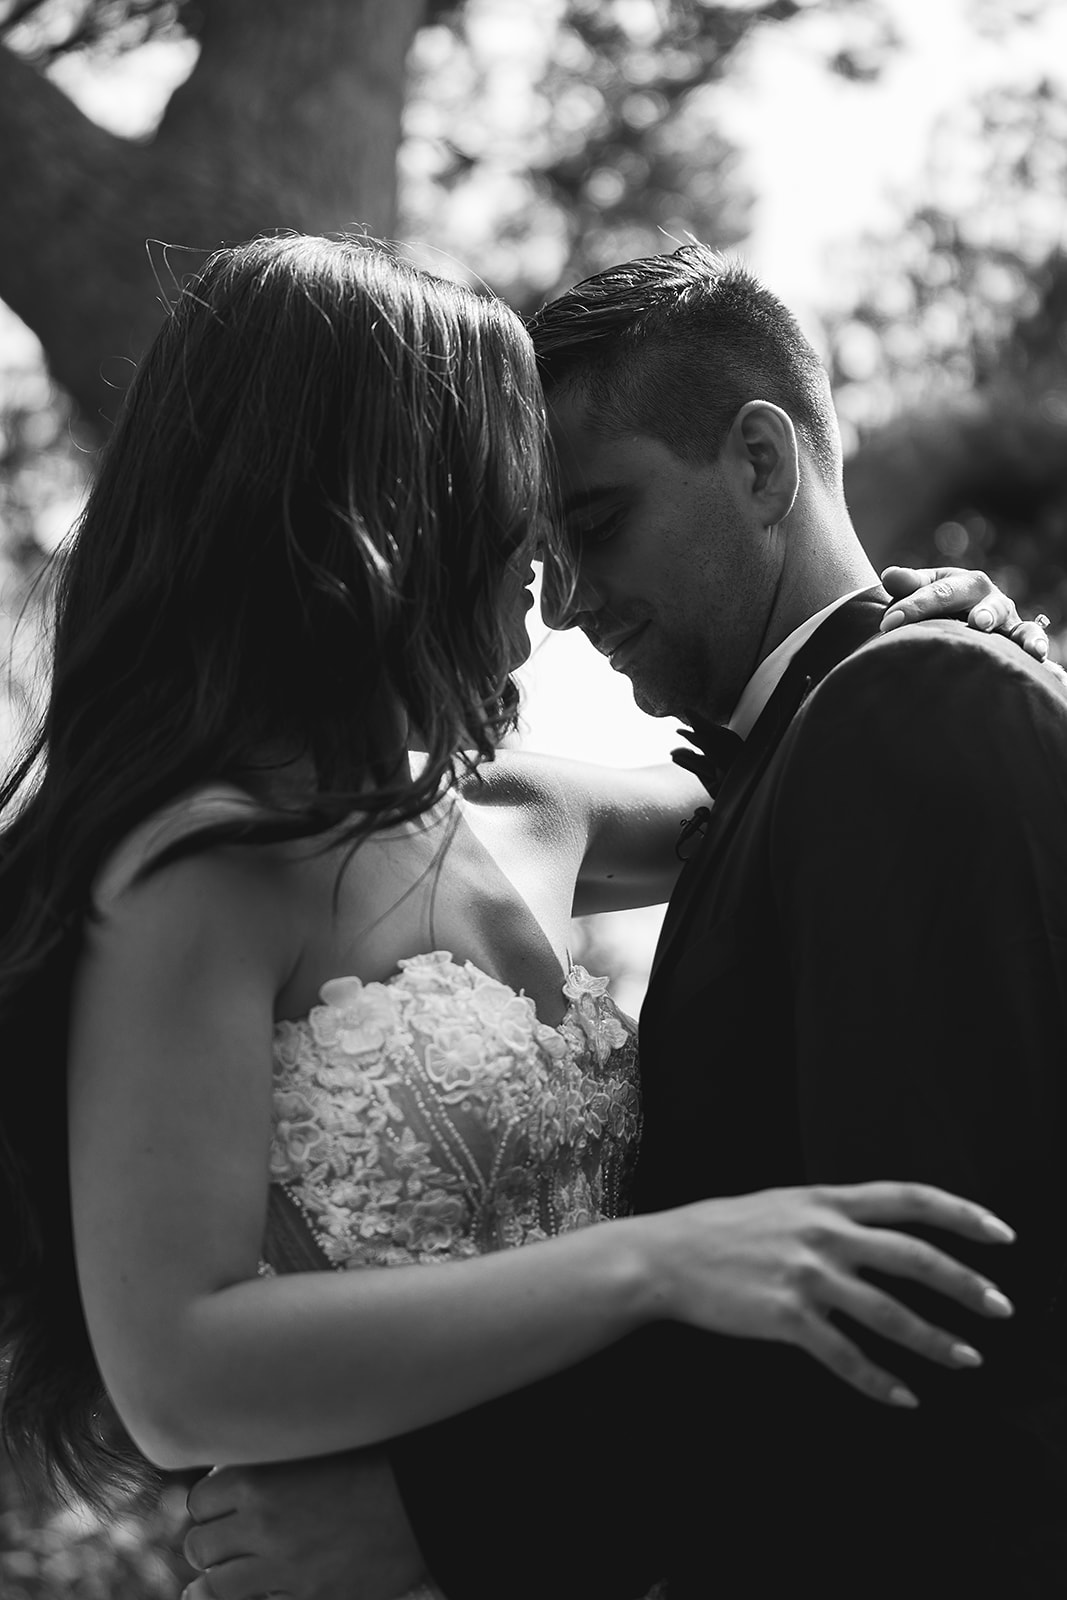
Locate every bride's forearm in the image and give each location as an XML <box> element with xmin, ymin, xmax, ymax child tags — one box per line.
<box><xmin>108</xmin><ymin>1215</ymin><xmax>664</xmax><ymax>1470</ymax></box>
<box><xmin>94</xmin><ymin>1179</ymin><xmax>1015</xmax><ymax>1471</ymax></box>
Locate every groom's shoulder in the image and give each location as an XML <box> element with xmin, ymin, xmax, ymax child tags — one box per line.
<box><xmin>785</xmin><ymin>617</ymin><xmax>1067</xmax><ymax>774</ymax></box>
<box><xmin>824</xmin><ymin>616</ymin><xmax>1067</xmax><ymax>710</ymax></box>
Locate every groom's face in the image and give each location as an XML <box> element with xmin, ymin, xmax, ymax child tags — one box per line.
<box><xmin>543</xmin><ymin>390</ymin><xmax>777</xmax><ymax>725</ymax></box>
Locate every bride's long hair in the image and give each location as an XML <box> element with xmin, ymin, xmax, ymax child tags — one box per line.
<box><xmin>0</xmin><ymin>233</ymin><xmax>555</xmax><ymax>1506</ymax></box>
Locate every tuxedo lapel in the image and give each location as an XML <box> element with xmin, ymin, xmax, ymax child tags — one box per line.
<box><xmin>651</xmin><ymin>590</ymin><xmax>888</xmax><ymax>983</ymax></box>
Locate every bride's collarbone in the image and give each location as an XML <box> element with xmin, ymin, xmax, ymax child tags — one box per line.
<box><xmin>278</xmin><ymin>825</ymin><xmax>573</xmax><ymax>1025</ymax></box>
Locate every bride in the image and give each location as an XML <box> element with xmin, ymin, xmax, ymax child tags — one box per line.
<box><xmin>0</xmin><ymin>235</ymin><xmax>1030</xmax><ymax>1578</ymax></box>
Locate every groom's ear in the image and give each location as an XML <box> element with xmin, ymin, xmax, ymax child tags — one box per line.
<box><xmin>725</xmin><ymin>401</ymin><xmax>799</xmax><ymax>527</ymax></box>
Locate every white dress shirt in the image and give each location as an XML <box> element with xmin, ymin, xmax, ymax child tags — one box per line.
<box><xmin>727</xmin><ymin>586</ymin><xmax>875</xmax><ymax>740</ymax></box>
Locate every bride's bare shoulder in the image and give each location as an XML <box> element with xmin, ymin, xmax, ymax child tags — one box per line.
<box><xmin>85</xmin><ymin>784</ymin><xmax>314</xmax><ymax>996</ymax></box>
<box><xmin>91</xmin><ymin>784</ymin><xmax>277</xmax><ymax>913</ymax></box>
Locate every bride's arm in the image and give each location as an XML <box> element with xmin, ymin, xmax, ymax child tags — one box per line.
<box><xmin>69</xmin><ymin>849</ymin><xmax>1014</xmax><ymax>1472</ymax></box>
<box><xmin>880</xmin><ymin>564</ymin><xmax>1051</xmax><ymax>653</ymax></box>
<box><xmin>488</xmin><ymin>748</ymin><xmax>709</xmax><ymax>915</ymax></box>
<box><xmin>68</xmin><ymin>848</ymin><xmax>657</xmax><ymax>1468</ymax></box>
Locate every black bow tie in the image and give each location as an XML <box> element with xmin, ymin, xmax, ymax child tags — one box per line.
<box><xmin>671</xmin><ymin>722</ymin><xmax>745</xmax><ymax>859</ymax></box>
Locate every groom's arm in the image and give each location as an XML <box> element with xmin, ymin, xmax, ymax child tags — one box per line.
<box><xmin>764</xmin><ymin>622</ymin><xmax>1067</xmax><ymax>1587</ymax></box>
<box><xmin>389</xmin><ymin>1328</ymin><xmax>676</xmax><ymax>1599</ymax></box>
<box><xmin>770</xmin><ymin>619</ymin><xmax>1067</xmax><ymax>1391</ymax></box>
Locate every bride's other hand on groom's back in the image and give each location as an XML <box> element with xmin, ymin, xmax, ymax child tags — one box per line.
<box><xmin>182</xmin><ymin>1451</ymin><xmax>425</xmax><ymax>1600</ymax></box>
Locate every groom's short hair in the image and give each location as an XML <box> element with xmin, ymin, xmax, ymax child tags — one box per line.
<box><xmin>527</xmin><ymin>242</ymin><xmax>842</xmax><ymax>484</ymax></box>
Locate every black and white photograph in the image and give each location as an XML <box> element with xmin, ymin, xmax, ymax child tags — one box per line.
<box><xmin>1</xmin><ymin>2</ymin><xmax>1065</xmax><ymax>1596</ymax></box>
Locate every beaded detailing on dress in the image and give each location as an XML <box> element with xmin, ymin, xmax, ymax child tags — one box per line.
<box><xmin>262</xmin><ymin>951</ymin><xmax>640</xmax><ymax>1275</ymax></box>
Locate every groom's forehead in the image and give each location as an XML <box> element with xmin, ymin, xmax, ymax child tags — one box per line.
<box><xmin>547</xmin><ymin>401</ymin><xmax>714</xmax><ymax>517</ymax></box>
<box><xmin>547</xmin><ymin>393</ymin><xmax>654</xmax><ymax>492</ymax></box>
<box><xmin>546</xmin><ymin>389</ymin><xmax>598</xmax><ymax>453</ymax></box>
<box><xmin>548</xmin><ymin>400</ymin><xmax>622</xmax><ymax>508</ymax></box>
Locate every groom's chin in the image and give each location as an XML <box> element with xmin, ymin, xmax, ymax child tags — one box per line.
<box><xmin>627</xmin><ymin>671</ymin><xmax>671</xmax><ymax>719</ymax></box>
<box><xmin>631</xmin><ymin>687</ymin><xmax>667</xmax><ymax>718</ymax></box>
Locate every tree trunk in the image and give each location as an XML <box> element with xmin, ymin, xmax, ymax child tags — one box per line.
<box><xmin>0</xmin><ymin>0</ymin><xmax>427</xmax><ymax>437</ymax></box>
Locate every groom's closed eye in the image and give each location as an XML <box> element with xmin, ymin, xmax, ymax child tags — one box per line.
<box><xmin>559</xmin><ymin>485</ymin><xmax>629</xmax><ymax>551</ymax></box>
<box><xmin>573</xmin><ymin>513</ymin><xmax>624</xmax><ymax>547</ymax></box>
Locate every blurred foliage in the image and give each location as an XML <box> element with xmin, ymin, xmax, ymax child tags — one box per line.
<box><xmin>0</xmin><ymin>363</ymin><xmax>85</xmax><ymax>761</ymax></box>
<box><xmin>0</xmin><ymin>0</ymin><xmax>900</xmax><ymax>670</ymax></box>
<box><xmin>0</xmin><ymin>1452</ymin><xmax>193</xmax><ymax>1598</ymax></box>
<box><xmin>826</xmin><ymin>71</ymin><xmax>1067</xmax><ymax>639</ymax></box>
<box><xmin>828</xmin><ymin>76</ymin><xmax>1067</xmax><ymax>421</ymax></box>
<box><xmin>400</xmin><ymin>0</ymin><xmax>912</xmax><ymax>310</ymax></box>
<box><xmin>0</xmin><ymin>0</ymin><xmax>463</xmax><ymax>57</ymax></box>
<box><xmin>402</xmin><ymin>0</ymin><xmax>760</xmax><ymax>312</ymax></box>
<box><xmin>0</xmin><ymin>0</ymin><xmax>188</xmax><ymax>61</ymax></box>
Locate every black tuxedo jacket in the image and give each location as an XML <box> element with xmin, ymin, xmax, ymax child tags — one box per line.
<box><xmin>392</xmin><ymin>595</ymin><xmax>1067</xmax><ymax>1597</ymax></box>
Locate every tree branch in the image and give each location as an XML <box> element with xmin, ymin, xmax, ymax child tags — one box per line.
<box><xmin>0</xmin><ymin>0</ymin><xmax>427</xmax><ymax>434</ymax></box>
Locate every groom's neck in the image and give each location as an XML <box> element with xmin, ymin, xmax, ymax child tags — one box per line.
<box><xmin>760</xmin><ymin>520</ymin><xmax>879</xmax><ymax>667</ymax></box>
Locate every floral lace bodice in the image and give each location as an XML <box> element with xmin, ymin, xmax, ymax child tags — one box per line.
<box><xmin>262</xmin><ymin>951</ymin><xmax>641</xmax><ymax>1275</ymax></box>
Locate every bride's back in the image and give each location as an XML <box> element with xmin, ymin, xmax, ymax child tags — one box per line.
<box><xmin>0</xmin><ymin>233</ymin><xmax>560</xmax><ymax>1506</ymax></box>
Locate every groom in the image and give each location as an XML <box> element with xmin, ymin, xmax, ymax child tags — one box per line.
<box><xmin>183</xmin><ymin>249</ymin><xmax>1067</xmax><ymax>1597</ymax></box>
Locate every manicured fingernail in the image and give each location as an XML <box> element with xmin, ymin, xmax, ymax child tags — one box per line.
<box><xmin>950</xmin><ymin>1342</ymin><xmax>983</xmax><ymax>1369</ymax></box>
<box><xmin>888</xmin><ymin>1385</ymin><xmax>919</xmax><ymax>1408</ymax></box>
<box><xmin>973</xmin><ymin>608</ymin><xmax>994</xmax><ymax>630</ymax></box>
<box><xmin>1035</xmin><ymin>637</ymin><xmax>1050</xmax><ymax>658</ymax></box>
<box><xmin>980</xmin><ymin>1215</ymin><xmax>1015</xmax><ymax>1243</ymax></box>
<box><xmin>881</xmin><ymin>610</ymin><xmax>905</xmax><ymax>632</ymax></box>
<box><xmin>982</xmin><ymin>1287</ymin><xmax>1014</xmax><ymax>1317</ymax></box>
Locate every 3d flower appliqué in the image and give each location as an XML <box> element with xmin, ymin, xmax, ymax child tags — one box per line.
<box><xmin>263</xmin><ymin>952</ymin><xmax>641</xmax><ymax>1274</ymax></box>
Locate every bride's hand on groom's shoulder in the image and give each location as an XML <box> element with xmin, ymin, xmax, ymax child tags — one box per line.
<box><xmin>636</xmin><ymin>1180</ymin><xmax>1015</xmax><ymax>1410</ymax></box>
<box><xmin>880</xmin><ymin>564</ymin><xmax>1052</xmax><ymax>660</ymax></box>
<box><xmin>182</xmin><ymin>1451</ymin><xmax>426</xmax><ymax>1600</ymax></box>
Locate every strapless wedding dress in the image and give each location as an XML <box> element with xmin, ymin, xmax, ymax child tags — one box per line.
<box><xmin>97</xmin><ymin>791</ymin><xmax>649</xmax><ymax>1597</ymax></box>
<box><xmin>260</xmin><ymin>950</ymin><xmax>645</xmax><ymax>1600</ymax></box>
<box><xmin>262</xmin><ymin>950</ymin><xmax>641</xmax><ymax>1275</ymax></box>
